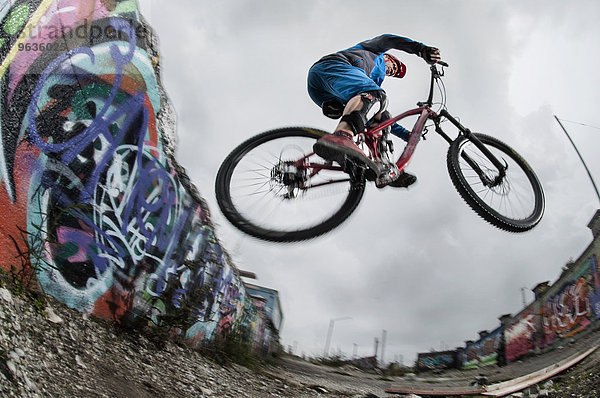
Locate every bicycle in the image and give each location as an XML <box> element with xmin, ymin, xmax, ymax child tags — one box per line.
<box><xmin>215</xmin><ymin>62</ymin><xmax>545</xmax><ymax>242</ymax></box>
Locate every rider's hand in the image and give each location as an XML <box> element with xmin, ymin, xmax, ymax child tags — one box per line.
<box><xmin>421</xmin><ymin>47</ymin><xmax>441</xmax><ymax>64</ymax></box>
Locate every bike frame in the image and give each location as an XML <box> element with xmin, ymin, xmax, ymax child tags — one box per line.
<box><xmin>298</xmin><ymin>63</ymin><xmax>507</xmax><ymax>189</ymax></box>
<box><xmin>363</xmin><ymin>64</ymin><xmax>507</xmax><ymax>178</ymax></box>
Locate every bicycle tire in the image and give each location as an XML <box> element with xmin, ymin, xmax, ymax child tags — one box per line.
<box><xmin>215</xmin><ymin>127</ymin><xmax>366</xmax><ymax>242</ymax></box>
<box><xmin>447</xmin><ymin>133</ymin><xmax>545</xmax><ymax>232</ymax></box>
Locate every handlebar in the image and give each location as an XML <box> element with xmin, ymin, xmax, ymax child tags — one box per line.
<box><xmin>421</xmin><ymin>61</ymin><xmax>448</xmax><ymax>106</ymax></box>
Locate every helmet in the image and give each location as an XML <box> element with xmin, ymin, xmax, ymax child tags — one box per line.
<box><xmin>383</xmin><ymin>53</ymin><xmax>406</xmax><ymax>78</ymax></box>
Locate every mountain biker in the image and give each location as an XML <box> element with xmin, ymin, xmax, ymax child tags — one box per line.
<box><xmin>307</xmin><ymin>34</ymin><xmax>441</xmax><ymax>187</ymax></box>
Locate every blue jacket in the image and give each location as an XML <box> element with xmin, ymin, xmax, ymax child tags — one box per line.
<box><xmin>317</xmin><ymin>34</ymin><xmax>426</xmax><ymax>86</ymax></box>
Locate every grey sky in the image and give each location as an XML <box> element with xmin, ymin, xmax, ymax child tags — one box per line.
<box><xmin>139</xmin><ymin>0</ymin><xmax>600</xmax><ymax>363</ymax></box>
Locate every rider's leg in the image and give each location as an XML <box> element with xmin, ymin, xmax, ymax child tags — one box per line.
<box><xmin>337</xmin><ymin>91</ymin><xmax>387</xmax><ymax>135</ymax></box>
<box><xmin>334</xmin><ymin>95</ymin><xmax>362</xmax><ymax>135</ymax></box>
<box><xmin>313</xmin><ymin>91</ymin><xmax>385</xmax><ymax>175</ymax></box>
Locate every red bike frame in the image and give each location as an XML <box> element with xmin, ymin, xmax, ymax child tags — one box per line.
<box><xmin>361</xmin><ymin>106</ymin><xmax>437</xmax><ymax>173</ymax></box>
<box><xmin>295</xmin><ymin>62</ymin><xmax>506</xmax><ymax>190</ymax></box>
<box><xmin>296</xmin><ymin>106</ymin><xmax>436</xmax><ymax>190</ymax></box>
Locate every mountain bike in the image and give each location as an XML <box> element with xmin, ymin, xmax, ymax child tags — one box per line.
<box><xmin>215</xmin><ymin>62</ymin><xmax>545</xmax><ymax>242</ymax></box>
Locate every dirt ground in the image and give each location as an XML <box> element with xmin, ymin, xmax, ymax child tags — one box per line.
<box><xmin>1</xmin><ymin>274</ymin><xmax>599</xmax><ymax>398</ymax></box>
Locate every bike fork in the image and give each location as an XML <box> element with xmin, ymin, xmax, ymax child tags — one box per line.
<box><xmin>437</xmin><ymin>110</ymin><xmax>507</xmax><ymax>185</ymax></box>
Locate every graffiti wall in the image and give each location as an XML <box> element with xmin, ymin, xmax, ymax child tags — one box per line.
<box><xmin>540</xmin><ymin>256</ymin><xmax>600</xmax><ymax>345</ymax></box>
<box><xmin>245</xmin><ymin>283</ymin><xmax>284</xmax><ymax>332</ymax></box>
<box><xmin>463</xmin><ymin>327</ymin><xmax>502</xmax><ymax>369</ymax></box>
<box><xmin>504</xmin><ymin>255</ymin><xmax>600</xmax><ymax>363</ymax></box>
<box><xmin>504</xmin><ymin>311</ymin><xmax>537</xmax><ymax>363</ymax></box>
<box><xmin>417</xmin><ymin>212</ymin><xmax>600</xmax><ymax>371</ymax></box>
<box><xmin>0</xmin><ymin>0</ymin><xmax>276</xmax><ymax>351</ymax></box>
<box><xmin>416</xmin><ymin>350</ymin><xmax>460</xmax><ymax>372</ymax></box>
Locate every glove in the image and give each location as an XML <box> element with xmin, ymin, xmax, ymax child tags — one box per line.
<box><xmin>421</xmin><ymin>46</ymin><xmax>441</xmax><ymax>64</ymax></box>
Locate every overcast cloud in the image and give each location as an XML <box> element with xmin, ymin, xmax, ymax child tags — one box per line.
<box><xmin>138</xmin><ymin>0</ymin><xmax>600</xmax><ymax>364</ymax></box>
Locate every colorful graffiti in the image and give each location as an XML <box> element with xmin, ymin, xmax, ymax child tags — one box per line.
<box><xmin>504</xmin><ymin>255</ymin><xmax>600</xmax><ymax>363</ymax></box>
<box><xmin>0</xmin><ymin>0</ymin><xmax>276</xmax><ymax>351</ymax></box>
<box><xmin>540</xmin><ymin>255</ymin><xmax>600</xmax><ymax>345</ymax></box>
<box><xmin>463</xmin><ymin>328</ymin><xmax>502</xmax><ymax>369</ymax></box>
<box><xmin>541</xmin><ymin>277</ymin><xmax>591</xmax><ymax>344</ymax></box>
<box><xmin>505</xmin><ymin>311</ymin><xmax>537</xmax><ymax>363</ymax></box>
<box><xmin>588</xmin><ymin>256</ymin><xmax>600</xmax><ymax>319</ymax></box>
<box><xmin>416</xmin><ymin>350</ymin><xmax>459</xmax><ymax>371</ymax></box>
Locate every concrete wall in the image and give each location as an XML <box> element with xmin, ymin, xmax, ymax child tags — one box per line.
<box><xmin>0</xmin><ymin>0</ymin><xmax>277</xmax><ymax>351</ymax></box>
<box><xmin>418</xmin><ymin>210</ymin><xmax>600</xmax><ymax>370</ymax></box>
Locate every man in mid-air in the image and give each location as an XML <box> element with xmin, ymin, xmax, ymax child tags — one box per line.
<box><xmin>307</xmin><ymin>34</ymin><xmax>441</xmax><ymax>187</ymax></box>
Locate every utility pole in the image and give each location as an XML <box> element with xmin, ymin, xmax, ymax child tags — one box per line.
<box><xmin>323</xmin><ymin>317</ymin><xmax>351</xmax><ymax>357</ymax></box>
<box><xmin>554</xmin><ymin>115</ymin><xmax>600</xmax><ymax>204</ymax></box>
<box><xmin>374</xmin><ymin>337</ymin><xmax>379</xmax><ymax>363</ymax></box>
<box><xmin>380</xmin><ymin>330</ymin><xmax>387</xmax><ymax>366</ymax></box>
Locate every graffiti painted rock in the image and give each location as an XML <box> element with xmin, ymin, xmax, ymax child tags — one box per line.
<box><xmin>0</xmin><ymin>0</ymin><xmax>278</xmax><ymax>354</ymax></box>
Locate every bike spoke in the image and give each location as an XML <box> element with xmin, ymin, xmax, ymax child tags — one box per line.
<box><xmin>226</xmin><ymin>135</ymin><xmax>359</xmax><ymax>232</ymax></box>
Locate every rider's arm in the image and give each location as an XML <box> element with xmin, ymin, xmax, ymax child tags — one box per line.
<box><xmin>358</xmin><ymin>34</ymin><xmax>426</xmax><ymax>56</ymax></box>
<box><xmin>390</xmin><ymin>123</ymin><xmax>411</xmax><ymax>142</ymax></box>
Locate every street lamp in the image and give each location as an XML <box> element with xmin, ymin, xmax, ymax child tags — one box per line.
<box><xmin>323</xmin><ymin>316</ymin><xmax>352</xmax><ymax>357</ymax></box>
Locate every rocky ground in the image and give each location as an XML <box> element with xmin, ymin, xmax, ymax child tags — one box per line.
<box><xmin>545</xmin><ymin>349</ymin><xmax>600</xmax><ymax>397</ymax></box>
<box><xmin>1</xmin><ymin>275</ymin><xmax>599</xmax><ymax>398</ymax></box>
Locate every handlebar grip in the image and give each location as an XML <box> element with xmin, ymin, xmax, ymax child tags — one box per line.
<box><xmin>437</xmin><ymin>60</ymin><xmax>449</xmax><ymax>67</ymax></box>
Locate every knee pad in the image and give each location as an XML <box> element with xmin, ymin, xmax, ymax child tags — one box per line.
<box><xmin>341</xmin><ymin>91</ymin><xmax>388</xmax><ymax>133</ymax></box>
<box><xmin>322</xmin><ymin>99</ymin><xmax>345</xmax><ymax>119</ymax></box>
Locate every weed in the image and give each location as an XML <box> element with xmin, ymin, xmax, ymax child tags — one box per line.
<box><xmin>312</xmin><ymin>355</ymin><xmax>347</xmax><ymax>368</ymax></box>
<box><xmin>28</xmin><ymin>290</ymin><xmax>48</xmax><ymax>315</ymax></box>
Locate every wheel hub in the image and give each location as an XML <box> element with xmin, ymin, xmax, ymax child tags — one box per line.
<box><xmin>270</xmin><ymin>161</ymin><xmax>307</xmax><ymax>199</ymax></box>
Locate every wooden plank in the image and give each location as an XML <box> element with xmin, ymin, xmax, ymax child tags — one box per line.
<box><xmin>482</xmin><ymin>345</ymin><xmax>598</xmax><ymax>397</ymax></box>
<box><xmin>385</xmin><ymin>384</ymin><xmax>485</xmax><ymax>395</ymax></box>
<box><xmin>385</xmin><ymin>345</ymin><xmax>598</xmax><ymax>397</ymax></box>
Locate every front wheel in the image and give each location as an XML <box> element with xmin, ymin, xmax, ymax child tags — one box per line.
<box><xmin>447</xmin><ymin>133</ymin><xmax>545</xmax><ymax>232</ymax></box>
<box><xmin>215</xmin><ymin>127</ymin><xmax>366</xmax><ymax>242</ymax></box>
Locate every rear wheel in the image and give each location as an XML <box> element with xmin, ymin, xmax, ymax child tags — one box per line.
<box><xmin>447</xmin><ymin>133</ymin><xmax>545</xmax><ymax>232</ymax></box>
<box><xmin>215</xmin><ymin>127</ymin><xmax>366</xmax><ymax>242</ymax></box>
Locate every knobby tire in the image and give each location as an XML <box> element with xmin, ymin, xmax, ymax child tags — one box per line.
<box><xmin>215</xmin><ymin>127</ymin><xmax>366</xmax><ymax>242</ymax></box>
<box><xmin>447</xmin><ymin>133</ymin><xmax>545</xmax><ymax>232</ymax></box>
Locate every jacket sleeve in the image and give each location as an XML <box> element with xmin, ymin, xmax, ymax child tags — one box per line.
<box><xmin>359</xmin><ymin>34</ymin><xmax>425</xmax><ymax>56</ymax></box>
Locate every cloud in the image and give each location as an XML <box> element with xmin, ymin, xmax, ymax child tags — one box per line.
<box><xmin>140</xmin><ymin>0</ymin><xmax>600</xmax><ymax>363</ymax></box>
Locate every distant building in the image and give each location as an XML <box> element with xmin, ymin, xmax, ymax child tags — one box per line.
<box><xmin>244</xmin><ymin>283</ymin><xmax>284</xmax><ymax>332</ymax></box>
<box><xmin>243</xmin><ymin>283</ymin><xmax>283</xmax><ymax>355</ymax></box>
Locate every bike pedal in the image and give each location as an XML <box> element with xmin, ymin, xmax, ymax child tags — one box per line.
<box><xmin>342</xmin><ymin>155</ymin><xmax>381</xmax><ymax>181</ymax></box>
<box><xmin>363</xmin><ymin>167</ymin><xmax>378</xmax><ymax>181</ymax></box>
<box><xmin>343</xmin><ymin>157</ymin><xmax>368</xmax><ymax>181</ymax></box>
